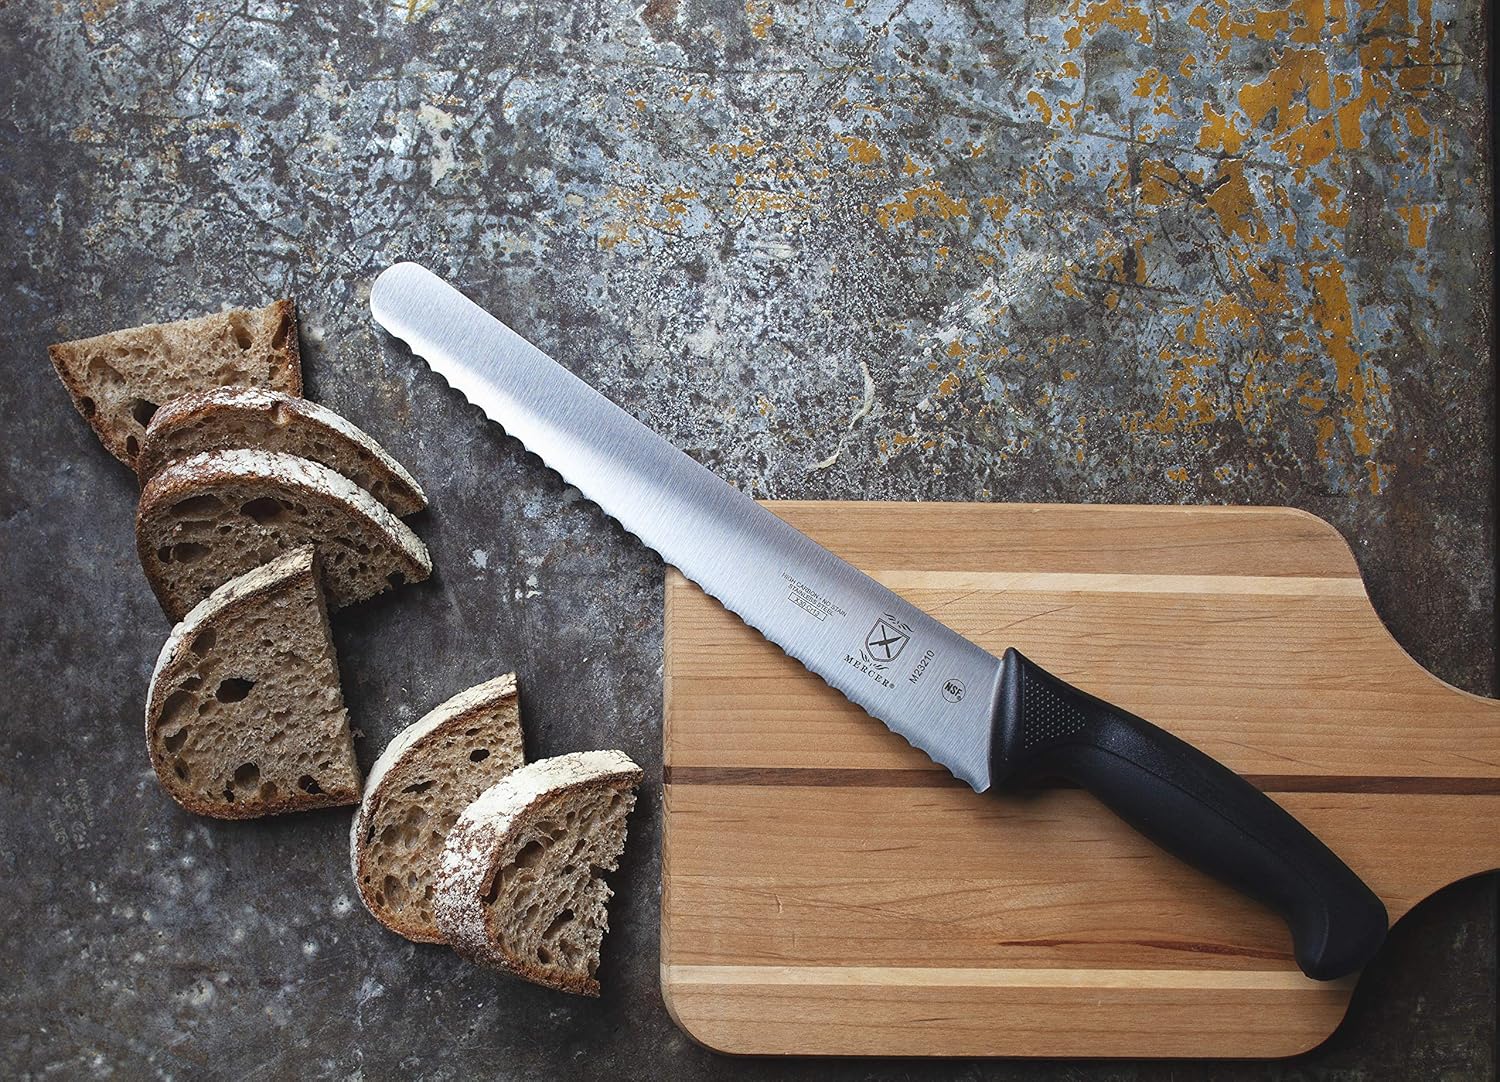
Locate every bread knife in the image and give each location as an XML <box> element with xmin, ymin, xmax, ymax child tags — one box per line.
<box><xmin>370</xmin><ymin>261</ymin><xmax>1388</xmax><ymax>980</ymax></box>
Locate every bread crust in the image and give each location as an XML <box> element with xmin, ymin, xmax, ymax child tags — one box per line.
<box><xmin>434</xmin><ymin>751</ymin><xmax>642</xmax><ymax>995</ymax></box>
<box><xmin>137</xmin><ymin>387</ymin><xmax>426</xmax><ymax>515</ymax></box>
<box><xmin>145</xmin><ymin>547</ymin><xmax>360</xmax><ymax>818</ymax></box>
<box><xmin>136</xmin><ymin>449</ymin><xmax>431</xmax><ymax>620</ymax></box>
<box><xmin>48</xmin><ymin>299</ymin><xmax>302</xmax><ymax>467</ymax></box>
<box><xmin>349</xmin><ymin>674</ymin><xmax>522</xmax><ymax>943</ymax></box>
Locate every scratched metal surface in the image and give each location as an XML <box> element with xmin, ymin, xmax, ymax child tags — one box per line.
<box><xmin>0</xmin><ymin>0</ymin><xmax>1493</xmax><ymax>1078</ymax></box>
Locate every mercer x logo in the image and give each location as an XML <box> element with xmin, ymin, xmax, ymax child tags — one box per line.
<box><xmin>863</xmin><ymin>616</ymin><xmax>911</xmax><ymax>665</ymax></box>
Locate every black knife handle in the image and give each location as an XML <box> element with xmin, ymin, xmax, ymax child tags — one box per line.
<box><xmin>989</xmin><ymin>648</ymin><xmax>1387</xmax><ymax>980</ymax></box>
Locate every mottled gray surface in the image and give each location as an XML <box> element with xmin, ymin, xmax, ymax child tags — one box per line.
<box><xmin>0</xmin><ymin>0</ymin><xmax>1494</xmax><ymax>1078</ymax></box>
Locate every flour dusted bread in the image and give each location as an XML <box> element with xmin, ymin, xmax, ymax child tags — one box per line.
<box><xmin>435</xmin><ymin>750</ymin><xmax>641</xmax><ymax>996</ymax></box>
<box><xmin>351</xmin><ymin>675</ymin><xmax>526</xmax><ymax>943</ymax></box>
<box><xmin>138</xmin><ymin>388</ymin><xmax>426</xmax><ymax>516</ymax></box>
<box><xmin>48</xmin><ymin>300</ymin><xmax>301</xmax><ymax>469</ymax></box>
<box><xmin>146</xmin><ymin>547</ymin><xmax>359</xmax><ymax>818</ymax></box>
<box><xmin>137</xmin><ymin>449</ymin><xmax>431</xmax><ymax>620</ymax></box>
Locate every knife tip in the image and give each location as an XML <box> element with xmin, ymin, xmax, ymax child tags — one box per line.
<box><xmin>370</xmin><ymin>261</ymin><xmax>436</xmax><ymax>326</ymax></box>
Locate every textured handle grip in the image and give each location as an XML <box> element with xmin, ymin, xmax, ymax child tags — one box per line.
<box><xmin>990</xmin><ymin>648</ymin><xmax>1387</xmax><ymax>981</ymax></box>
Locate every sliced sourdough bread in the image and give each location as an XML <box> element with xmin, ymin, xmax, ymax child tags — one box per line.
<box><xmin>138</xmin><ymin>388</ymin><xmax>427</xmax><ymax>516</ymax></box>
<box><xmin>137</xmin><ymin>449</ymin><xmax>431</xmax><ymax>620</ymax></box>
<box><xmin>350</xmin><ymin>675</ymin><xmax>527</xmax><ymax>942</ymax></box>
<box><xmin>48</xmin><ymin>300</ymin><xmax>302</xmax><ymax>469</ymax></box>
<box><xmin>434</xmin><ymin>750</ymin><xmax>642</xmax><ymax>996</ymax></box>
<box><xmin>146</xmin><ymin>547</ymin><xmax>360</xmax><ymax>818</ymax></box>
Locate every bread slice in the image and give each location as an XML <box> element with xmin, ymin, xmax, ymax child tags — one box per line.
<box><xmin>48</xmin><ymin>300</ymin><xmax>301</xmax><ymax>469</ymax></box>
<box><xmin>138</xmin><ymin>388</ymin><xmax>427</xmax><ymax>516</ymax></box>
<box><xmin>137</xmin><ymin>449</ymin><xmax>431</xmax><ymax>620</ymax></box>
<box><xmin>350</xmin><ymin>675</ymin><xmax>527</xmax><ymax>942</ymax></box>
<box><xmin>146</xmin><ymin>547</ymin><xmax>360</xmax><ymax>818</ymax></box>
<box><xmin>435</xmin><ymin>750</ymin><xmax>642</xmax><ymax>995</ymax></box>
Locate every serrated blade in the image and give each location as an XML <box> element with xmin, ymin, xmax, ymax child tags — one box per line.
<box><xmin>371</xmin><ymin>262</ymin><xmax>1003</xmax><ymax>790</ymax></box>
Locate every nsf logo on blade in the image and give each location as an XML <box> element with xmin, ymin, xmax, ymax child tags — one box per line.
<box><xmin>862</xmin><ymin>614</ymin><xmax>912</xmax><ymax>668</ymax></box>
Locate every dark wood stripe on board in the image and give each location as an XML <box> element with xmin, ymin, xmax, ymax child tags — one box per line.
<box><xmin>663</xmin><ymin>765</ymin><xmax>1500</xmax><ymax>795</ymax></box>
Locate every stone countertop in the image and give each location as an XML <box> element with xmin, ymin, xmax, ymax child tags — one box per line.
<box><xmin>0</xmin><ymin>1</ymin><xmax>1493</xmax><ymax>1078</ymax></box>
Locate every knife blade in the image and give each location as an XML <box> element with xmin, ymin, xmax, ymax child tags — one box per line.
<box><xmin>370</xmin><ymin>261</ymin><xmax>1387</xmax><ymax>980</ymax></box>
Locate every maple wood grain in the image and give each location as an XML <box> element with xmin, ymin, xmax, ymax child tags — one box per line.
<box><xmin>660</xmin><ymin>503</ymin><xmax>1500</xmax><ymax>1058</ymax></box>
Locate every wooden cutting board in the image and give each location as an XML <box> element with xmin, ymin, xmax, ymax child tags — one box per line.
<box><xmin>659</xmin><ymin>502</ymin><xmax>1500</xmax><ymax>1058</ymax></box>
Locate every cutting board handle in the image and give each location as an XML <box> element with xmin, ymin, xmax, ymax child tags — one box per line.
<box><xmin>991</xmin><ymin>647</ymin><xmax>1391</xmax><ymax>980</ymax></box>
